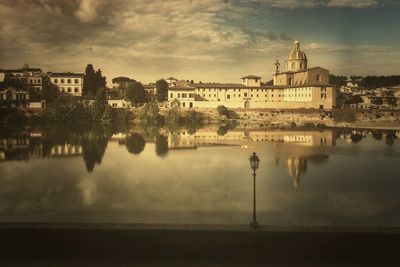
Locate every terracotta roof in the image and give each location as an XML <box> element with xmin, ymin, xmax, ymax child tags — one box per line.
<box><xmin>191</xmin><ymin>83</ymin><xmax>246</xmax><ymax>88</ymax></box>
<box><xmin>278</xmin><ymin>66</ymin><xmax>328</xmax><ymax>75</ymax></box>
<box><xmin>168</xmin><ymin>86</ymin><xmax>196</xmax><ymax>90</ymax></box>
<box><xmin>241</xmin><ymin>75</ymin><xmax>261</xmax><ymax>79</ymax></box>
<box><xmin>48</xmin><ymin>72</ymin><xmax>84</xmax><ymax>77</ymax></box>
<box><xmin>166</xmin><ymin>77</ymin><xmax>178</xmax><ymax>80</ymax></box>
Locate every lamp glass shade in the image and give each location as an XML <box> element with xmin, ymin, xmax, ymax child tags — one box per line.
<box><xmin>249</xmin><ymin>152</ymin><xmax>260</xmax><ymax>171</ymax></box>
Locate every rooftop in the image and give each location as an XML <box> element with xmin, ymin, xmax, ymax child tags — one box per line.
<box><xmin>48</xmin><ymin>72</ymin><xmax>84</xmax><ymax>77</ymax></box>
<box><xmin>278</xmin><ymin>66</ymin><xmax>328</xmax><ymax>75</ymax></box>
<box><xmin>241</xmin><ymin>75</ymin><xmax>261</xmax><ymax>79</ymax></box>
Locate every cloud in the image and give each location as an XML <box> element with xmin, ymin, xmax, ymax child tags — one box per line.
<box><xmin>230</xmin><ymin>0</ymin><xmax>381</xmax><ymax>9</ymax></box>
<box><xmin>74</xmin><ymin>0</ymin><xmax>103</xmax><ymax>23</ymax></box>
<box><xmin>0</xmin><ymin>0</ymin><xmax>295</xmax><ymax>82</ymax></box>
<box><xmin>0</xmin><ymin>0</ymin><xmax>399</xmax><ymax>82</ymax></box>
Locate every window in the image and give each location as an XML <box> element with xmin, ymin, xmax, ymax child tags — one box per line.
<box><xmin>177</xmin><ymin>93</ymin><xmax>180</xmax><ymax>98</ymax></box>
<box><xmin>67</xmin><ymin>79</ymin><xmax>71</xmax><ymax>84</ymax></box>
<box><xmin>227</xmin><ymin>95</ymin><xmax>230</xmax><ymax>99</ymax></box>
<box><xmin>316</xmin><ymin>74</ymin><xmax>321</xmax><ymax>82</ymax></box>
<box><xmin>170</xmin><ymin>93</ymin><xmax>173</xmax><ymax>98</ymax></box>
<box><xmin>54</xmin><ymin>79</ymin><xmax>58</xmax><ymax>83</ymax></box>
<box><xmin>74</xmin><ymin>79</ymin><xmax>79</xmax><ymax>83</ymax></box>
<box><xmin>182</xmin><ymin>93</ymin><xmax>187</xmax><ymax>98</ymax></box>
<box><xmin>112</xmin><ymin>103</ymin><xmax>117</xmax><ymax>108</ymax></box>
<box><xmin>182</xmin><ymin>102</ymin><xmax>185</xmax><ymax>107</ymax></box>
<box><xmin>291</xmin><ymin>62</ymin><xmax>295</xmax><ymax>69</ymax></box>
<box><xmin>61</xmin><ymin>79</ymin><xmax>64</xmax><ymax>83</ymax></box>
<box><xmin>67</xmin><ymin>88</ymin><xmax>71</xmax><ymax>92</ymax></box>
<box><xmin>74</xmin><ymin>88</ymin><xmax>79</xmax><ymax>92</ymax></box>
<box><xmin>244</xmin><ymin>93</ymin><xmax>248</xmax><ymax>97</ymax></box>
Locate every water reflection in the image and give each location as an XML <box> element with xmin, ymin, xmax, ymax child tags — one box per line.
<box><xmin>0</xmin><ymin>127</ymin><xmax>399</xmax><ymax>175</ymax></box>
<box><xmin>276</xmin><ymin>155</ymin><xmax>329</xmax><ymax>188</ymax></box>
<box><xmin>0</xmin><ymin>125</ymin><xmax>399</xmax><ymax>227</ymax></box>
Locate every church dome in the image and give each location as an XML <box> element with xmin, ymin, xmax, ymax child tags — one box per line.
<box><xmin>285</xmin><ymin>41</ymin><xmax>308</xmax><ymax>72</ymax></box>
<box><xmin>286</xmin><ymin>41</ymin><xmax>307</xmax><ymax>60</ymax></box>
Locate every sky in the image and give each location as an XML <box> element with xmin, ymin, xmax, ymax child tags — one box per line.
<box><xmin>1</xmin><ymin>0</ymin><xmax>400</xmax><ymax>84</ymax></box>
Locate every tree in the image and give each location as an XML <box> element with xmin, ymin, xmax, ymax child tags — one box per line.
<box><xmin>387</xmin><ymin>97</ymin><xmax>398</xmax><ymax>109</ymax></box>
<box><xmin>217</xmin><ymin>105</ymin><xmax>229</xmax><ymax>117</ymax></box>
<box><xmin>371</xmin><ymin>97</ymin><xmax>383</xmax><ymax>108</ymax></box>
<box><xmin>156</xmin><ymin>79</ymin><xmax>168</xmax><ymax>102</ymax></box>
<box><xmin>83</xmin><ymin>64</ymin><xmax>107</xmax><ymax>97</ymax></box>
<box><xmin>329</xmin><ymin>74</ymin><xmax>347</xmax><ymax>88</ymax></box>
<box><xmin>42</xmin><ymin>76</ymin><xmax>58</xmax><ymax>102</ymax></box>
<box><xmin>112</xmin><ymin>77</ymin><xmax>132</xmax><ymax>84</ymax></box>
<box><xmin>346</xmin><ymin>95</ymin><xmax>363</xmax><ymax>108</ymax></box>
<box><xmin>93</xmin><ymin>87</ymin><xmax>108</xmax><ymax>120</ymax></box>
<box><xmin>83</xmin><ymin>64</ymin><xmax>95</xmax><ymax>96</ymax></box>
<box><xmin>138</xmin><ymin>102</ymin><xmax>160</xmax><ymax>125</ymax></box>
<box><xmin>385</xmin><ymin>91</ymin><xmax>398</xmax><ymax>109</ymax></box>
<box><xmin>125</xmin><ymin>81</ymin><xmax>148</xmax><ymax>105</ymax></box>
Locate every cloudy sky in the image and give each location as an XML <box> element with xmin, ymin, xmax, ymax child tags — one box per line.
<box><xmin>1</xmin><ymin>0</ymin><xmax>400</xmax><ymax>84</ymax></box>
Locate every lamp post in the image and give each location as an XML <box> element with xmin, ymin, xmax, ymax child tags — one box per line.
<box><xmin>249</xmin><ymin>152</ymin><xmax>260</xmax><ymax>229</ymax></box>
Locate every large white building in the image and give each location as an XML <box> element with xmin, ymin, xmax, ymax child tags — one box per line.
<box><xmin>48</xmin><ymin>72</ymin><xmax>84</xmax><ymax>97</ymax></box>
<box><xmin>168</xmin><ymin>41</ymin><xmax>336</xmax><ymax>110</ymax></box>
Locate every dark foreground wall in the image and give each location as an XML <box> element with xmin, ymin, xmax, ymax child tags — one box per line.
<box><xmin>0</xmin><ymin>226</ymin><xmax>399</xmax><ymax>266</ymax></box>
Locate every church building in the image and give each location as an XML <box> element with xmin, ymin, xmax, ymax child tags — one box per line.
<box><xmin>168</xmin><ymin>41</ymin><xmax>336</xmax><ymax>110</ymax></box>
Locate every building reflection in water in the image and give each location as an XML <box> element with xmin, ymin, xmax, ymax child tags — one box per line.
<box><xmin>167</xmin><ymin>128</ymin><xmax>336</xmax><ymax>148</ymax></box>
<box><xmin>280</xmin><ymin>154</ymin><xmax>329</xmax><ymax>188</ymax></box>
<box><xmin>0</xmin><ymin>128</ymin><xmax>398</xmax><ymax>176</ymax></box>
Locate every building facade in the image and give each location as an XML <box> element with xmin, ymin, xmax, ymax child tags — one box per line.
<box><xmin>168</xmin><ymin>41</ymin><xmax>335</xmax><ymax>110</ymax></box>
<box><xmin>0</xmin><ymin>87</ymin><xmax>30</xmax><ymax>108</ymax></box>
<box><xmin>48</xmin><ymin>73</ymin><xmax>84</xmax><ymax>97</ymax></box>
<box><xmin>1</xmin><ymin>64</ymin><xmax>43</xmax><ymax>99</ymax></box>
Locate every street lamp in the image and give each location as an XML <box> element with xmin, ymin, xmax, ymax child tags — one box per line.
<box><xmin>249</xmin><ymin>152</ymin><xmax>260</xmax><ymax>229</ymax></box>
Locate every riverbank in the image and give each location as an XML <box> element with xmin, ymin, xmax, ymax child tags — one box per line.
<box><xmin>1</xmin><ymin>223</ymin><xmax>399</xmax><ymax>266</ymax></box>
<box><xmin>158</xmin><ymin>108</ymin><xmax>400</xmax><ymax>130</ymax></box>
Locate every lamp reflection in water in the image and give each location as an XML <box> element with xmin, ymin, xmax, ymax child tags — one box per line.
<box><xmin>249</xmin><ymin>152</ymin><xmax>260</xmax><ymax>229</ymax></box>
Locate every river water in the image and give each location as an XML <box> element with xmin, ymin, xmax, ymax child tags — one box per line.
<box><xmin>0</xmin><ymin>127</ymin><xmax>399</xmax><ymax>228</ymax></box>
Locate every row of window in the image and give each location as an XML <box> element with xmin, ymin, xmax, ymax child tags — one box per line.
<box><xmin>284</xmin><ymin>94</ymin><xmax>312</xmax><ymax>98</ymax></box>
<box><xmin>195</xmin><ymin>88</ymin><xmax>278</xmax><ymax>93</ymax></box>
<box><xmin>61</xmin><ymin>87</ymin><xmax>81</xmax><ymax>93</ymax></box>
<box><xmin>53</xmin><ymin>78</ymin><xmax>81</xmax><ymax>84</ymax></box>
<box><xmin>1</xmin><ymin>93</ymin><xmax>28</xmax><ymax>100</ymax></box>
<box><xmin>171</xmin><ymin>92</ymin><xmax>283</xmax><ymax>99</ymax></box>
<box><xmin>29</xmin><ymin>79</ymin><xmax>41</xmax><ymax>84</ymax></box>
<box><xmin>170</xmin><ymin>93</ymin><xmax>195</xmax><ymax>98</ymax></box>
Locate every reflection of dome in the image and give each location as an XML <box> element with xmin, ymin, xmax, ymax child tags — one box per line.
<box><xmin>286</xmin><ymin>157</ymin><xmax>307</xmax><ymax>188</ymax></box>
<box><xmin>286</xmin><ymin>41</ymin><xmax>308</xmax><ymax>72</ymax></box>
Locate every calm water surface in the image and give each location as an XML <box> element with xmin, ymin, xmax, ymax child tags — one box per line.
<box><xmin>0</xmin><ymin>127</ymin><xmax>399</xmax><ymax>228</ymax></box>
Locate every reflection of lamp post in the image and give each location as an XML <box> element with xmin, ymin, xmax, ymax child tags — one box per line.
<box><xmin>249</xmin><ymin>152</ymin><xmax>260</xmax><ymax>229</ymax></box>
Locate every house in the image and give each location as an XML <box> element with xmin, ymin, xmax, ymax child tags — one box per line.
<box><xmin>48</xmin><ymin>72</ymin><xmax>84</xmax><ymax>97</ymax></box>
<box><xmin>0</xmin><ymin>87</ymin><xmax>30</xmax><ymax>108</ymax></box>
